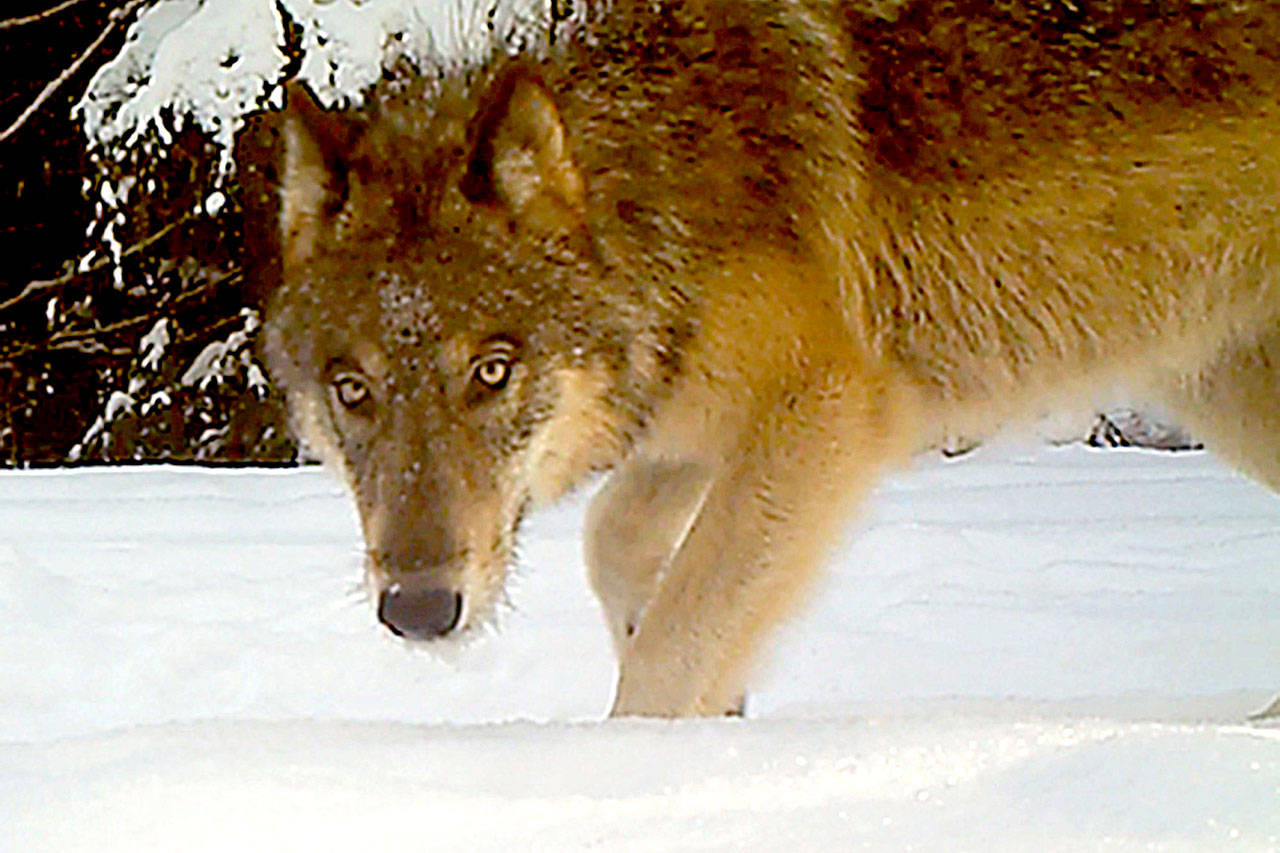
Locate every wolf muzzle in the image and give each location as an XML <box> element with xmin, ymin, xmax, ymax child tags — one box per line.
<box><xmin>377</xmin><ymin>582</ymin><xmax>463</xmax><ymax>639</ymax></box>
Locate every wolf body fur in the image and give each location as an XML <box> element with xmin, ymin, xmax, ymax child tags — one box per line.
<box><xmin>249</xmin><ymin>0</ymin><xmax>1280</xmax><ymax>717</ymax></box>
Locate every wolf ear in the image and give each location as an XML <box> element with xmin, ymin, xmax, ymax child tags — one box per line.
<box><xmin>278</xmin><ymin>83</ymin><xmax>363</xmax><ymax>266</ymax></box>
<box><xmin>461</xmin><ymin>68</ymin><xmax>584</xmax><ymax>221</ymax></box>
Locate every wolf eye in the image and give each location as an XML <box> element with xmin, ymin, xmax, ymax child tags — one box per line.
<box><xmin>332</xmin><ymin>374</ymin><xmax>370</xmax><ymax>409</ymax></box>
<box><xmin>473</xmin><ymin>355</ymin><xmax>512</xmax><ymax>390</ymax></box>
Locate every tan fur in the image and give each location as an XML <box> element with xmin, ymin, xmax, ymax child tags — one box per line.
<box><xmin>524</xmin><ymin>371</ymin><xmax>613</xmax><ymax>503</ymax></box>
<box><xmin>246</xmin><ymin>0</ymin><xmax>1280</xmax><ymax>718</ymax></box>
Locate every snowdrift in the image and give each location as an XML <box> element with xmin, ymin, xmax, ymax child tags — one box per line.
<box><xmin>2</xmin><ymin>445</ymin><xmax>1277</xmax><ymax>849</ymax></box>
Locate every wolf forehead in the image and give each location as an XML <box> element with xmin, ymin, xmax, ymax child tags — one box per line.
<box><xmin>271</xmin><ymin>264</ymin><xmax>602</xmax><ymax>367</ymax></box>
<box><xmin>334</xmin><ymin>84</ymin><xmax>478</xmax><ymax>234</ymax></box>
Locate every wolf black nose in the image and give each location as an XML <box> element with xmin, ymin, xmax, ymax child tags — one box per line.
<box><xmin>377</xmin><ymin>584</ymin><xmax>462</xmax><ymax>639</ymax></box>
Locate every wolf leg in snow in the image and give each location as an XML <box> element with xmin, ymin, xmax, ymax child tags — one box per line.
<box><xmin>585</xmin><ymin>458</ymin><xmax>713</xmax><ymax>654</ymax></box>
<box><xmin>610</xmin><ymin>363</ymin><xmax>907</xmax><ymax>718</ymax></box>
<box><xmin>1157</xmin><ymin>322</ymin><xmax>1280</xmax><ymax>720</ymax></box>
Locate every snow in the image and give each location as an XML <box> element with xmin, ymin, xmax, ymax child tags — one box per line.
<box><xmin>77</xmin><ymin>0</ymin><xmax>567</xmax><ymax>158</ymax></box>
<box><xmin>2</xmin><ymin>444</ymin><xmax>1278</xmax><ymax>849</ymax></box>
<box><xmin>138</xmin><ymin>318</ymin><xmax>170</xmax><ymax>372</ymax></box>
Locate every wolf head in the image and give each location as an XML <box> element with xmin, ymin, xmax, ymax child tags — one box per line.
<box><xmin>252</xmin><ymin>67</ymin><xmax>665</xmax><ymax>639</ymax></box>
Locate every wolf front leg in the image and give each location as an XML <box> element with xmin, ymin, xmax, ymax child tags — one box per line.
<box><xmin>609</xmin><ymin>360</ymin><xmax>913</xmax><ymax>717</ymax></box>
<box><xmin>585</xmin><ymin>458</ymin><xmax>714</xmax><ymax>656</ymax></box>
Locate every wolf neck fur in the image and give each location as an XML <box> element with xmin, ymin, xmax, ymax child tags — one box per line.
<box><xmin>545</xmin><ymin>0</ymin><xmax>1280</xmax><ymax>433</ymax></box>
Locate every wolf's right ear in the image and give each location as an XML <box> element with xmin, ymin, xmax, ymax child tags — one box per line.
<box><xmin>460</xmin><ymin>66</ymin><xmax>584</xmax><ymax>224</ymax></box>
<box><xmin>277</xmin><ymin>83</ymin><xmax>363</xmax><ymax>267</ymax></box>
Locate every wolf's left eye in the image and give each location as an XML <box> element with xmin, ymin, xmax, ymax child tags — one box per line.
<box><xmin>472</xmin><ymin>356</ymin><xmax>512</xmax><ymax>390</ymax></box>
<box><xmin>332</xmin><ymin>374</ymin><xmax>370</xmax><ymax>409</ymax></box>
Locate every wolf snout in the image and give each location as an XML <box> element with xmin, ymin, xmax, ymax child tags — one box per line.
<box><xmin>377</xmin><ymin>582</ymin><xmax>463</xmax><ymax>639</ymax></box>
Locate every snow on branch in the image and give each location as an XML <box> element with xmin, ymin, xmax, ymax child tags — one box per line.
<box><xmin>76</xmin><ymin>0</ymin><xmax>576</xmax><ymax>167</ymax></box>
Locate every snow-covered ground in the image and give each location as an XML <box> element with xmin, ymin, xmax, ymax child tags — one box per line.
<box><xmin>2</xmin><ymin>444</ymin><xmax>1278</xmax><ymax>850</ymax></box>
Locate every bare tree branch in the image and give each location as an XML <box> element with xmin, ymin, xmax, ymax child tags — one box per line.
<box><xmin>46</xmin><ymin>268</ymin><xmax>243</xmax><ymax>346</ymax></box>
<box><xmin>175</xmin><ymin>309</ymin><xmax>249</xmax><ymax>346</ymax></box>
<box><xmin>0</xmin><ymin>268</ymin><xmax>243</xmax><ymax>362</ymax></box>
<box><xmin>48</xmin><ymin>338</ymin><xmax>132</xmax><ymax>357</ymax></box>
<box><xmin>0</xmin><ymin>216</ymin><xmax>191</xmax><ymax>315</ymax></box>
<box><xmin>0</xmin><ymin>0</ymin><xmax>96</xmax><ymax>31</ymax></box>
<box><xmin>0</xmin><ymin>0</ymin><xmax>150</xmax><ymax>145</ymax></box>
<box><xmin>0</xmin><ymin>266</ymin><xmax>241</xmax><ymax>358</ymax></box>
<box><xmin>169</xmin><ymin>267</ymin><xmax>244</xmax><ymax>310</ymax></box>
<box><xmin>48</xmin><ymin>312</ymin><xmax>158</xmax><ymax>347</ymax></box>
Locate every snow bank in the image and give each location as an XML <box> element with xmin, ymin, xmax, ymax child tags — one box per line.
<box><xmin>6</xmin><ymin>717</ymin><xmax>1278</xmax><ymax>851</ymax></box>
<box><xmin>1</xmin><ymin>445</ymin><xmax>1278</xmax><ymax>849</ymax></box>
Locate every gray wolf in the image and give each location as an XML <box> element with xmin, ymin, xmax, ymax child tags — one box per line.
<box><xmin>242</xmin><ymin>0</ymin><xmax>1280</xmax><ymax>717</ymax></box>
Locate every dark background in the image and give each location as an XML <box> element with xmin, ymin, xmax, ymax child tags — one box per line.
<box><xmin>0</xmin><ymin>0</ymin><xmax>295</xmax><ymax>467</ymax></box>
